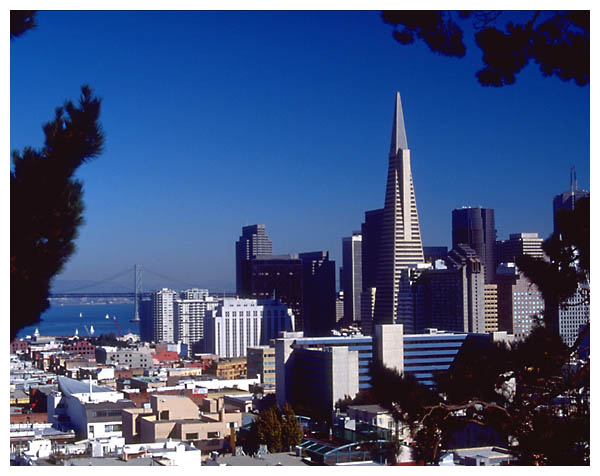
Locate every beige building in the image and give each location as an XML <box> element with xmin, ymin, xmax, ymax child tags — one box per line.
<box><xmin>484</xmin><ymin>284</ymin><xmax>499</xmax><ymax>333</ymax></box>
<box><xmin>246</xmin><ymin>346</ymin><xmax>275</xmax><ymax>385</ymax></box>
<box><xmin>122</xmin><ymin>394</ymin><xmax>242</xmax><ymax>453</ymax></box>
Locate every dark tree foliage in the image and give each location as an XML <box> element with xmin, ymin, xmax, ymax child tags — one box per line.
<box><xmin>11</xmin><ymin>87</ymin><xmax>104</xmax><ymax>340</ymax></box>
<box><xmin>11</xmin><ymin>10</ymin><xmax>36</xmax><ymax>40</ymax></box>
<box><xmin>249</xmin><ymin>402</ymin><xmax>301</xmax><ymax>454</ymax></box>
<box><xmin>517</xmin><ymin>197</ymin><xmax>590</xmax><ymax>332</ymax></box>
<box><xmin>381</xmin><ymin>10</ymin><xmax>589</xmax><ymax>86</ymax></box>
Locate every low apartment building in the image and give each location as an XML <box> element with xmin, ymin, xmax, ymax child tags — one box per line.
<box><xmin>122</xmin><ymin>394</ymin><xmax>242</xmax><ymax>453</ymax></box>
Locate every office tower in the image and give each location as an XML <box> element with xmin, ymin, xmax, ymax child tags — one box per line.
<box><xmin>335</xmin><ymin>291</ymin><xmax>344</xmax><ymax>323</ymax></box>
<box><xmin>361</xmin><ymin>208</ymin><xmax>384</xmax><ymax>290</ymax></box>
<box><xmin>151</xmin><ymin>288</ymin><xmax>178</xmax><ymax>343</ymax></box>
<box><xmin>204</xmin><ymin>298</ymin><xmax>294</xmax><ymax>358</ymax></box>
<box><xmin>373</xmin><ymin>92</ymin><xmax>425</xmax><ymax>326</ymax></box>
<box><xmin>452</xmin><ymin>207</ymin><xmax>497</xmax><ymax>284</ymax></box>
<box><xmin>139</xmin><ymin>297</ymin><xmax>153</xmax><ymax>342</ymax></box>
<box><xmin>299</xmin><ymin>251</ymin><xmax>336</xmax><ymax>337</ymax></box>
<box><xmin>423</xmin><ymin>246</ymin><xmax>448</xmax><ymax>264</ymax></box>
<box><xmin>484</xmin><ymin>284</ymin><xmax>499</xmax><ymax>333</ymax></box>
<box><xmin>496</xmin><ymin>263</ymin><xmax>545</xmax><ymax>340</ymax></box>
<box><xmin>415</xmin><ymin>244</ymin><xmax>485</xmax><ymax>333</ymax></box>
<box><xmin>235</xmin><ymin>224</ymin><xmax>273</xmax><ymax>296</ymax></box>
<box><xmin>342</xmin><ymin>232</ymin><xmax>363</xmax><ymax>324</ymax></box>
<box><xmin>249</xmin><ymin>254</ymin><xmax>303</xmax><ymax>331</ymax></box>
<box><xmin>558</xmin><ymin>283</ymin><xmax>590</xmax><ymax>347</ymax></box>
<box><xmin>553</xmin><ymin>167</ymin><xmax>590</xmax><ymax>234</ymax></box>
<box><xmin>361</xmin><ymin>208</ymin><xmax>384</xmax><ymax>332</ymax></box>
<box><xmin>396</xmin><ymin>263</ymin><xmax>431</xmax><ymax>334</ymax></box>
<box><xmin>496</xmin><ymin>233</ymin><xmax>545</xmax><ymax>265</ymax></box>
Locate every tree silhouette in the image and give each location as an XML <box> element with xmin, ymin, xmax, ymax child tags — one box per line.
<box><xmin>11</xmin><ymin>86</ymin><xmax>104</xmax><ymax>339</ymax></box>
<box><xmin>11</xmin><ymin>10</ymin><xmax>36</xmax><ymax>40</ymax></box>
<box><xmin>381</xmin><ymin>10</ymin><xmax>589</xmax><ymax>86</ymax></box>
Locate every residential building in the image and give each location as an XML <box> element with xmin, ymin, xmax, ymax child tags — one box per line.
<box><xmin>209</xmin><ymin>357</ymin><xmax>247</xmax><ymax>379</ymax></box>
<box><xmin>174</xmin><ymin>289</ymin><xmax>219</xmax><ymax>353</ymax></box>
<box><xmin>95</xmin><ymin>345</ymin><xmax>153</xmax><ymax>369</ymax></box>
<box><xmin>452</xmin><ymin>207</ymin><xmax>497</xmax><ymax>283</ymax></box>
<box><xmin>47</xmin><ymin>376</ymin><xmax>135</xmax><ymax>439</ymax></box>
<box><xmin>342</xmin><ymin>232</ymin><xmax>363</xmax><ymax>324</ymax></box>
<box><xmin>373</xmin><ymin>93</ymin><xmax>425</xmax><ymax>327</ymax></box>
<box><xmin>122</xmin><ymin>394</ymin><xmax>241</xmax><ymax>454</ymax></box>
<box><xmin>151</xmin><ymin>288</ymin><xmax>178</xmax><ymax>343</ymax></box>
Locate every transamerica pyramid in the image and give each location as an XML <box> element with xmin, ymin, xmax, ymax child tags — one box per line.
<box><xmin>372</xmin><ymin>92</ymin><xmax>424</xmax><ymax>325</ymax></box>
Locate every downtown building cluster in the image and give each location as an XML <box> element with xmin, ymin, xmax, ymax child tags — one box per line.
<box><xmin>10</xmin><ymin>93</ymin><xmax>589</xmax><ymax>466</ymax></box>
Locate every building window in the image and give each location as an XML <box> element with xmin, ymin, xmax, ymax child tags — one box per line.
<box><xmin>185</xmin><ymin>432</ymin><xmax>199</xmax><ymax>440</ymax></box>
<box><xmin>207</xmin><ymin>431</ymin><xmax>220</xmax><ymax>439</ymax></box>
<box><xmin>160</xmin><ymin>410</ymin><xmax>170</xmax><ymax>420</ymax></box>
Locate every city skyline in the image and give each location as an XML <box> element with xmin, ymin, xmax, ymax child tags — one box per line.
<box><xmin>10</xmin><ymin>11</ymin><xmax>590</xmax><ymax>291</ymax></box>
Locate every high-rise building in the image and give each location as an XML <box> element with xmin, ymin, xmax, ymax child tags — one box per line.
<box><xmin>236</xmin><ymin>224</ymin><xmax>273</xmax><ymax>296</ymax></box>
<box><xmin>558</xmin><ymin>283</ymin><xmax>590</xmax><ymax>347</ymax></box>
<box><xmin>174</xmin><ymin>289</ymin><xmax>219</xmax><ymax>353</ymax></box>
<box><xmin>452</xmin><ymin>207</ymin><xmax>497</xmax><ymax>284</ymax></box>
<box><xmin>415</xmin><ymin>244</ymin><xmax>485</xmax><ymax>334</ymax></box>
<box><xmin>151</xmin><ymin>288</ymin><xmax>178</xmax><ymax>343</ymax></box>
<box><xmin>361</xmin><ymin>208</ymin><xmax>384</xmax><ymax>333</ymax></box>
<box><xmin>342</xmin><ymin>232</ymin><xmax>363</xmax><ymax>324</ymax></box>
<box><xmin>373</xmin><ymin>92</ymin><xmax>425</xmax><ymax>326</ymax></box>
<box><xmin>484</xmin><ymin>283</ymin><xmax>499</xmax><ymax>333</ymax></box>
<box><xmin>203</xmin><ymin>298</ymin><xmax>294</xmax><ymax>358</ymax></box>
<box><xmin>553</xmin><ymin>167</ymin><xmax>589</xmax><ymax>234</ymax></box>
<box><xmin>335</xmin><ymin>291</ymin><xmax>344</xmax><ymax>323</ymax></box>
<box><xmin>299</xmin><ymin>251</ymin><xmax>336</xmax><ymax>337</ymax></box>
<box><xmin>496</xmin><ymin>232</ymin><xmax>545</xmax><ymax>266</ymax></box>
<box><xmin>248</xmin><ymin>254</ymin><xmax>302</xmax><ymax>329</ymax></box>
<box><xmin>496</xmin><ymin>263</ymin><xmax>544</xmax><ymax>340</ymax></box>
<box><xmin>423</xmin><ymin>246</ymin><xmax>448</xmax><ymax>264</ymax></box>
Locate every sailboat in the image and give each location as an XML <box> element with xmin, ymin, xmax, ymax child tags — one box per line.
<box><xmin>79</xmin><ymin>312</ymin><xmax>83</xmax><ymax>318</ymax></box>
<box><xmin>105</xmin><ymin>313</ymin><xmax>110</xmax><ymax>319</ymax></box>
<box><xmin>90</xmin><ymin>325</ymin><xmax>95</xmax><ymax>335</ymax></box>
<box><xmin>74</xmin><ymin>328</ymin><xmax>79</xmax><ymax>337</ymax></box>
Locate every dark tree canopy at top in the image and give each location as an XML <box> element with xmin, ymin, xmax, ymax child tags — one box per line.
<box><xmin>382</xmin><ymin>10</ymin><xmax>589</xmax><ymax>87</ymax></box>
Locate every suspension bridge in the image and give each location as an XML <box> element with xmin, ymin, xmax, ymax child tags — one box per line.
<box><xmin>48</xmin><ymin>265</ymin><xmax>235</xmax><ymax>321</ymax></box>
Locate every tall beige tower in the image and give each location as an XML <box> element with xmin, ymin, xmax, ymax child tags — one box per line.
<box><xmin>373</xmin><ymin>92</ymin><xmax>424</xmax><ymax>325</ymax></box>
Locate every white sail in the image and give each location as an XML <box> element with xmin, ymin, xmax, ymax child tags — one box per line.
<box><xmin>90</xmin><ymin>325</ymin><xmax>95</xmax><ymax>335</ymax></box>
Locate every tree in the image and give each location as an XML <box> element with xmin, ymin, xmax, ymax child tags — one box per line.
<box><xmin>255</xmin><ymin>404</ymin><xmax>283</xmax><ymax>453</ymax></box>
<box><xmin>11</xmin><ymin>10</ymin><xmax>36</xmax><ymax>40</ymax></box>
<box><xmin>281</xmin><ymin>402</ymin><xmax>303</xmax><ymax>451</ymax></box>
<box><xmin>381</xmin><ymin>10</ymin><xmax>589</xmax><ymax>87</ymax></box>
<box><xmin>11</xmin><ymin>86</ymin><xmax>104</xmax><ymax>339</ymax></box>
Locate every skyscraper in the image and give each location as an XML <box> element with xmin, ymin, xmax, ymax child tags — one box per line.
<box><xmin>373</xmin><ymin>92</ymin><xmax>424</xmax><ymax>326</ymax></box>
<box><xmin>342</xmin><ymin>232</ymin><xmax>362</xmax><ymax>324</ymax></box>
<box><xmin>299</xmin><ymin>251</ymin><xmax>336</xmax><ymax>337</ymax></box>
<box><xmin>236</xmin><ymin>224</ymin><xmax>273</xmax><ymax>296</ymax></box>
<box><xmin>553</xmin><ymin>167</ymin><xmax>589</xmax><ymax>234</ymax></box>
<box><xmin>496</xmin><ymin>232</ymin><xmax>545</xmax><ymax>266</ymax></box>
<box><xmin>452</xmin><ymin>207</ymin><xmax>497</xmax><ymax>284</ymax></box>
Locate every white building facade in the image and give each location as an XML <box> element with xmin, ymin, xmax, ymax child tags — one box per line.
<box><xmin>204</xmin><ymin>298</ymin><xmax>294</xmax><ymax>358</ymax></box>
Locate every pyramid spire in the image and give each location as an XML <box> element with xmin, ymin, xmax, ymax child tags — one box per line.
<box><xmin>390</xmin><ymin>92</ymin><xmax>408</xmax><ymax>155</ymax></box>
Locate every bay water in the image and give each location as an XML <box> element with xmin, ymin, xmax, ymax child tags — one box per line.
<box><xmin>16</xmin><ymin>302</ymin><xmax>140</xmax><ymax>339</ymax></box>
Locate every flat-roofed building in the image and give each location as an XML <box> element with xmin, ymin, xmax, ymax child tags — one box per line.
<box><xmin>246</xmin><ymin>346</ymin><xmax>276</xmax><ymax>385</ymax></box>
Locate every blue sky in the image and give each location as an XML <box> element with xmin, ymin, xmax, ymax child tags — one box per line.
<box><xmin>10</xmin><ymin>10</ymin><xmax>590</xmax><ymax>292</ymax></box>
